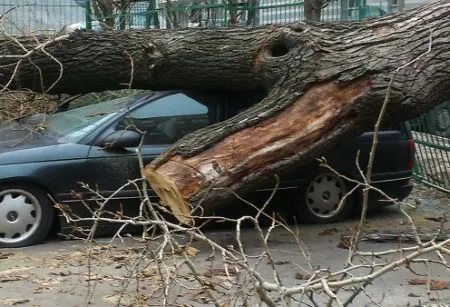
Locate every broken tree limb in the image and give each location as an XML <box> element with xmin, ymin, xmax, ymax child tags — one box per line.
<box><xmin>1</xmin><ymin>1</ymin><xmax>450</xmax><ymax>221</ymax></box>
<box><xmin>145</xmin><ymin>2</ymin><xmax>450</xmax><ymax>220</ymax></box>
<box><xmin>145</xmin><ymin>78</ymin><xmax>371</xmax><ymax>219</ymax></box>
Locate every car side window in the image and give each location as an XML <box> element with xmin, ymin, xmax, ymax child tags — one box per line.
<box><xmin>117</xmin><ymin>93</ymin><xmax>212</xmax><ymax>145</ymax></box>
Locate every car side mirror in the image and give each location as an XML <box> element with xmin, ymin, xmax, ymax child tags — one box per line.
<box><xmin>102</xmin><ymin>130</ymin><xmax>141</xmax><ymax>149</ymax></box>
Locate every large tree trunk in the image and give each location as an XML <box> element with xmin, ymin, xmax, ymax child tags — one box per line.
<box><xmin>0</xmin><ymin>1</ymin><xmax>449</xmax><ymax>222</ymax></box>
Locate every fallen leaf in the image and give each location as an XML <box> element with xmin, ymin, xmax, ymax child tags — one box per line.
<box><xmin>142</xmin><ymin>268</ymin><xmax>157</xmax><ymax>277</ymax></box>
<box><xmin>0</xmin><ymin>276</ymin><xmax>24</xmax><ymax>283</ymax></box>
<box><xmin>60</xmin><ymin>271</ymin><xmax>72</xmax><ymax>276</ymax></box>
<box><xmin>347</xmin><ymin>224</ymin><xmax>359</xmax><ymax>232</ymax></box>
<box><xmin>318</xmin><ymin>228</ymin><xmax>339</xmax><ymax>236</ymax></box>
<box><xmin>327</xmin><ymin>276</ymin><xmax>338</xmax><ymax>282</ymax></box>
<box><xmin>34</xmin><ymin>286</ymin><xmax>52</xmax><ymax>294</ymax></box>
<box><xmin>84</xmin><ymin>275</ymin><xmax>105</xmax><ymax>281</ymax></box>
<box><xmin>295</xmin><ymin>272</ymin><xmax>312</xmax><ymax>280</ymax></box>
<box><xmin>0</xmin><ymin>299</ymin><xmax>30</xmax><ymax>305</ymax></box>
<box><xmin>429</xmin><ymin>280</ymin><xmax>449</xmax><ymax>290</ymax></box>
<box><xmin>113</xmin><ymin>255</ymin><xmax>127</xmax><ymax>261</ymax></box>
<box><xmin>175</xmin><ymin>245</ymin><xmax>199</xmax><ymax>257</ymax></box>
<box><xmin>50</xmin><ymin>271</ymin><xmax>72</xmax><ymax>277</ymax></box>
<box><xmin>268</xmin><ymin>260</ymin><xmax>290</xmax><ymax>265</ymax></box>
<box><xmin>425</xmin><ymin>216</ymin><xmax>448</xmax><ymax>223</ymax></box>
<box><xmin>0</xmin><ymin>252</ymin><xmax>14</xmax><ymax>260</ymax></box>
<box><xmin>408</xmin><ymin>278</ymin><xmax>427</xmax><ymax>285</ymax></box>
<box><xmin>207</xmin><ymin>267</ymin><xmax>238</xmax><ymax>277</ymax></box>
<box><xmin>103</xmin><ymin>294</ymin><xmax>132</xmax><ymax>305</ymax></box>
<box><xmin>0</xmin><ymin>267</ymin><xmax>34</xmax><ymax>276</ymax></box>
<box><xmin>70</xmin><ymin>191</ymin><xmax>83</xmax><ymax>200</ymax></box>
<box><xmin>337</xmin><ymin>236</ymin><xmax>352</xmax><ymax>249</ymax></box>
<box><xmin>185</xmin><ymin>246</ymin><xmax>199</xmax><ymax>257</ymax></box>
<box><xmin>408</xmin><ymin>278</ymin><xmax>449</xmax><ymax>290</ymax></box>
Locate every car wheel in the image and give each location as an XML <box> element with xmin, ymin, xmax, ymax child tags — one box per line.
<box><xmin>0</xmin><ymin>185</ymin><xmax>54</xmax><ymax>248</ymax></box>
<box><xmin>294</xmin><ymin>172</ymin><xmax>354</xmax><ymax>223</ymax></box>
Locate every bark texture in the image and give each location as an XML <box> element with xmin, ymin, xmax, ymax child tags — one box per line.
<box><xmin>1</xmin><ymin>1</ymin><xmax>450</xmax><ymax>220</ymax></box>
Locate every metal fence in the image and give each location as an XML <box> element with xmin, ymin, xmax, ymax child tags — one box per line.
<box><xmin>0</xmin><ymin>0</ymin><xmax>393</xmax><ymax>34</ymax></box>
<box><xmin>85</xmin><ymin>0</ymin><xmax>391</xmax><ymax>30</ymax></box>
<box><xmin>0</xmin><ymin>0</ymin><xmax>86</xmax><ymax>35</ymax></box>
<box><xmin>1</xmin><ymin>0</ymin><xmax>448</xmax><ymax>192</ymax></box>
<box><xmin>409</xmin><ymin>102</ymin><xmax>450</xmax><ymax>192</ymax></box>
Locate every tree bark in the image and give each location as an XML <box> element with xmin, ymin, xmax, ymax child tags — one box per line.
<box><xmin>0</xmin><ymin>1</ymin><xmax>449</xmax><ymax>222</ymax></box>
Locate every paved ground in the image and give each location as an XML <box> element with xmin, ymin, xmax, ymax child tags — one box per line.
<box><xmin>0</xmin><ymin>184</ymin><xmax>449</xmax><ymax>306</ymax></box>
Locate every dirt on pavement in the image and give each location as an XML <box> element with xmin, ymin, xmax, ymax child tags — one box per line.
<box><xmin>0</xmin><ymin>182</ymin><xmax>448</xmax><ymax>307</ymax></box>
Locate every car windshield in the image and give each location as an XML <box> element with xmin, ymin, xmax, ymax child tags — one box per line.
<box><xmin>42</xmin><ymin>95</ymin><xmax>141</xmax><ymax>143</ymax></box>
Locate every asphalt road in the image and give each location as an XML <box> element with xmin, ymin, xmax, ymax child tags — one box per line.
<box><xmin>0</xmin><ymin>197</ymin><xmax>449</xmax><ymax>307</ymax></box>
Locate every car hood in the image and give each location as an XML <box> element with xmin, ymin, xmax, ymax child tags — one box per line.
<box><xmin>0</xmin><ymin>119</ymin><xmax>59</xmax><ymax>153</ymax></box>
<box><xmin>0</xmin><ymin>118</ymin><xmax>90</xmax><ymax>165</ymax></box>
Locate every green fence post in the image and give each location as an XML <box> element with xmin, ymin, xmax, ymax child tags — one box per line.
<box><xmin>224</xmin><ymin>3</ymin><xmax>228</xmax><ymax>27</ymax></box>
<box><xmin>246</xmin><ymin>1</ymin><xmax>256</xmax><ymax>26</ymax></box>
<box><xmin>413</xmin><ymin>160</ymin><xmax>423</xmax><ymax>179</ymax></box>
<box><xmin>146</xmin><ymin>0</ymin><xmax>160</xmax><ymax>29</ymax></box>
<box><xmin>355</xmin><ymin>0</ymin><xmax>365</xmax><ymax>20</ymax></box>
<box><xmin>340</xmin><ymin>0</ymin><xmax>349</xmax><ymax>21</ymax></box>
<box><xmin>85</xmin><ymin>0</ymin><xmax>92</xmax><ymax>30</ymax></box>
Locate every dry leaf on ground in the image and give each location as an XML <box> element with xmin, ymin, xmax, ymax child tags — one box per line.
<box><xmin>408</xmin><ymin>278</ymin><xmax>449</xmax><ymax>290</ymax></box>
<box><xmin>0</xmin><ymin>275</ymin><xmax>29</xmax><ymax>283</ymax></box>
<box><xmin>206</xmin><ymin>267</ymin><xmax>238</xmax><ymax>277</ymax></box>
<box><xmin>337</xmin><ymin>235</ymin><xmax>352</xmax><ymax>249</ymax></box>
<box><xmin>0</xmin><ymin>299</ymin><xmax>30</xmax><ymax>306</ymax></box>
<box><xmin>424</xmin><ymin>216</ymin><xmax>448</xmax><ymax>223</ymax></box>
<box><xmin>0</xmin><ymin>252</ymin><xmax>14</xmax><ymax>260</ymax></box>
<box><xmin>0</xmin><ymin>267</ymin><xmax>34</xmax><ymax>276</ymax></box>
<box><xmin>295</xmin><ymin>272</ymin><xmax>313</xmax><ymax>280</ymax></box>
<box><xmin>175</xmin><ymin>245</ymin><xmax>199</xmax><ymax>257</ymax></box>
<box><xmin>268</xmin><ymin>260</ymin><xmax>290</xmax><ymax>265</ymax></box>
<box><xmin>318</xmin><ymin>228</ymin><xmax>339</xmax><ymax>236</ymax></box>
<box><xmin>142</xmin><ymin>267</ymin><xmax>158</xmax><ymax>277</ymax></box>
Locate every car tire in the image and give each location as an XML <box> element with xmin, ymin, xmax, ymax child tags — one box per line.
<box><xmin>293</xmin><ymin>171</ymin><xmax>354</xmax><ymax>223</ymax></box>
<box><xmin>0</xmin><ymin>184</ymin><xmax>54</xmax><ymax>248</ymax></box>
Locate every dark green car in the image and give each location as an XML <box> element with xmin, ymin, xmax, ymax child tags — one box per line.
<box><xmin>0</xmin><ymin>91</ymin><xmax>415</xmax><ymax>248</ymax></box>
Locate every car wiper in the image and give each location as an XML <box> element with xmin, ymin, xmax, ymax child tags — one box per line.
<box><xmin>57</xmin><ymin>94</ymin><xmax>83</xmax><ymax>112</ymax></box>
<box><xmin>11</xmin><ymin>113</ymin><xmax>34</xmax><ymax>122</ymax></box>
<box><xmin>87</xmin><ymin>112</ymin><xmax>110</xmax><ymax>117</ymax></box>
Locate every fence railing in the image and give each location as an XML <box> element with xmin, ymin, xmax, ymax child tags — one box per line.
<box><xmin>83</xmin><ymin>0</ymin><xmax>390</xmax><ymax>30</ymax></box>
<box><xmin>409</xmin><ymin>101</ymin><xmax>450</xmax><ymax>192</ymax></box>
<box><xmin>0</xmin><ymin>0</ymin><xmax>391</xmax><ymax>35</ymax></box>
<box><xmin>1</xmin><ymin>0</ymin><xmax>448</xmax><ymax>192</ymax></box>
<box><xmin>0</xmin><ymin>0</ymin><xmax>86</xmax><ymax>36</ymax></box>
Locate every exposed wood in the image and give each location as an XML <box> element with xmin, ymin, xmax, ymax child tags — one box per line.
<box><xmin>145</xmin><ymin>78</ymin><xmax>371</xmax><ymax>218</ymax></box>
<box><xmin>0</xmin><ymin>1</ymin><xmax>449</xmax><ymax>220</ymax></box>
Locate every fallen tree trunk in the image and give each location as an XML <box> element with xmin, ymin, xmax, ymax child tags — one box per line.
<box><xmin>147</xmin><ymin>1</ymin><xmax>450</xmax><ymax>220</ymax></box>
<box><xmin>1</xmin><ymin>1</ymin><xmax>449</xmax><ymax>221</ymax></box>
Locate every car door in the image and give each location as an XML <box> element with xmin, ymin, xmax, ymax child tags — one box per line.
<box><xmin>82</xmin><ymin>92</ymin><xmax>216</xmax><ymax>219</ymax></box>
